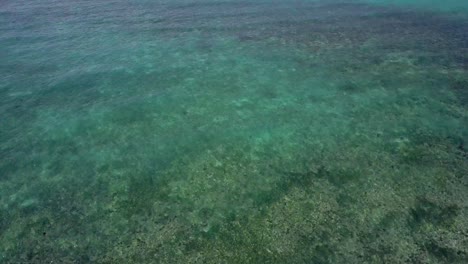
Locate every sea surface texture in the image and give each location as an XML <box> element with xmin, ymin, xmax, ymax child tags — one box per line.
<box><xmin>1</xmin><ymin>0</ymin><xmax>468</xmax><ymax>263</ymax></box>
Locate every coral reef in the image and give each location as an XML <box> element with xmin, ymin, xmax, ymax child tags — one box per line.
<box><xmin>1</xmin><ymin>1</ymin><xmax>467</xmax><ymax>263</ymax></box>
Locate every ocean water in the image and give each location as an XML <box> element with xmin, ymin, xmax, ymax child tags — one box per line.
<box><xmin>1</xmin><ymin>0</ymin><xmax>467</xmax><ymax>262</ymax></box>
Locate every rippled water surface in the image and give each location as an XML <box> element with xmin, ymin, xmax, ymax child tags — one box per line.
<box><xmin>1</xmin><ymin>0</ymin><xmax>468</xmax><ymax>262</ymax></box>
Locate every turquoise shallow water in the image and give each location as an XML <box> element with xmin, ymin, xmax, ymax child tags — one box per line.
<box><xmin>361</xmin><ymin>0</ymin><xmax>468</xmax><ymax>13</ymax></box>
<box><xmin>1</xmin><ymin>0</ymin><xmax>468</xmax><ymax>263</ymax></box>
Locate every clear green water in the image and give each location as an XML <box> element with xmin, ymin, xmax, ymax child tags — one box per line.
<box><xmin>1</xmin><ymin>0</ymin><xmax>468</xmax><ymax>263</ymax></box>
